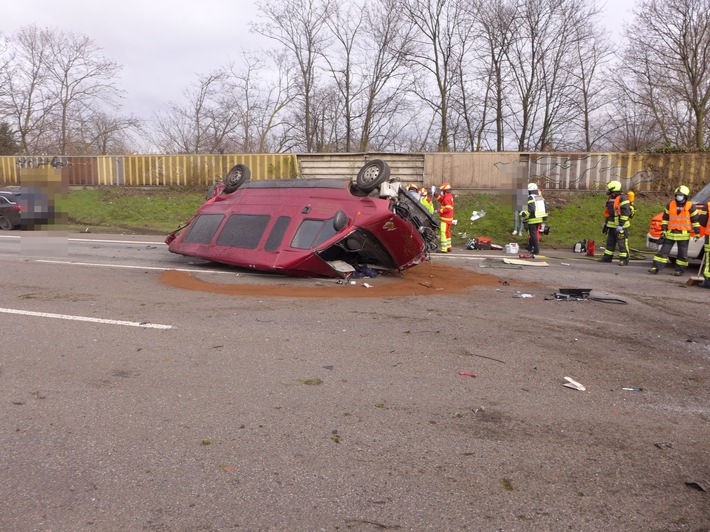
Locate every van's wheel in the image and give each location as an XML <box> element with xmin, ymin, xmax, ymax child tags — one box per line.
<box><xmin>0</xmin><ymin>216</ymin><xmax>12</xmax><ymax>230</ymax></box>
<box><xmin>224</xmin><ymin>164</ymin><xmax>251</xmax><ymax>193</ymax></box>
<box><xmin>356</xmin><ymin>159</ymin><xmax>390</xmax><ymax>192</ymax></box>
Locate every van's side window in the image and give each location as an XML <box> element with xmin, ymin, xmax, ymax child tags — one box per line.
<box><xmin>217</xmin><ymin>214</ymin><xmax>270</xmax><ymax>249</ymax></box>
<box><xmin>265</xmin><ymin>216</ymin><xmax>291</xmax><ymax>252</ymax></box>
<box><xmin>183</xmin><ymin>214</ymin><xmax>225</xmax><ymax>244</ymax></box>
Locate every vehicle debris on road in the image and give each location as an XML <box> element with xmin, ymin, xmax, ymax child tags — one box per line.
<box><xmin>562</xmin><ymin>377</ymin><xmax>586</xmax><ymax>391</ymax></box>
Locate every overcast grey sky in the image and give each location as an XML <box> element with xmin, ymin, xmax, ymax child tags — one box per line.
<box><xmin>3</xmin><ymin>0</ymin><xmax>637</xmax><ymax>121</ymax></box>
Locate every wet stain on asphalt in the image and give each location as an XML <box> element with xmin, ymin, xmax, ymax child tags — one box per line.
<box><xmin>160</xmin><ymin>262</ymin><xmax>502</xmax><ymax>298</ymax></box>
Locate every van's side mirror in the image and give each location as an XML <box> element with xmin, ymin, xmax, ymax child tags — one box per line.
<box><xmin>333</xmin><ymin>211</ymin><xmax>348</xmax><ymax>231</ymax></box>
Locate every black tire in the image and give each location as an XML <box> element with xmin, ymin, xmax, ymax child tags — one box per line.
<box><xmin>223</xmin><ymin>164</ymin><xmax>251</xmax><ymax>193</ymax></box>
<box><xmin>356</xmin><ymin>159</ymin><xmax>390</xmax><ymax>192</ymax></box>
<box><xmin>0</xmin><ymin>216</ymin><xmax>12</xmax><ymax>231</ymax></box>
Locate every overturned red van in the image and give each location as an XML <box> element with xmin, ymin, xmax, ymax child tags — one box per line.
<box><xmin>165</xmin><ymin>160</ymin><xmax>439</xmax><ymax>277</ymax></box>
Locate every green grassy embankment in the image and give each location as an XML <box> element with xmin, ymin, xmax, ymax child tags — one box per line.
<box><xmin>58</xmin><ymin>186</ymin><xmax>666</xmax><ymax>252</ymax></box>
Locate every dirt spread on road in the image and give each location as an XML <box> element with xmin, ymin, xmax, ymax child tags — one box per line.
<box><xmin>160</xmin><ymin>261</ymin><xmax>505</xmax><ymax>298</ymax></box>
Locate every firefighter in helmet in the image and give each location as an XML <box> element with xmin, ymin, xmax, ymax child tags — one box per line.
<box><xmin>406</xmin><ymin>183</ymin><xmax>421</xmax><ymax>200</ymax></box>
<box><xmin>520</xmin><ymin>182</ymin><xmax>547</xmax><ymax>255</ymax></box>
<box><xmin>599</xmin><ymin>180</ymin><xmax>632</xmax><ymax>265</ymax></box>
<box><xmin>649</xmin><ymin>185</ymin><xmax>701</xmax><ymax>275</ymax></box>
<box><xmin>434</xmin><ymin>182</ymin><xmax>454</xmax><ymax>252</ymax></box>
<box><xmin>419</xmin><ymin>187</ymin><xmax>435</xmax><ymax>215</ymax></box>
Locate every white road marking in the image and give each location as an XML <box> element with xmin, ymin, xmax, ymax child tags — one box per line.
<box><xmin>68</xmin><ymin>238</ymin><xmax>167</xmax><ymax>245</ymax></box>
<box><xmin>0</xmin><ymin>234</ymin><xmax>166</xmax><ymax>246</ymax></box>
<box><xmin>36</xmin><ymin>259</ymin><xmax>236</xmax><ymax>275</ymax></box>
<box><xmin>0</xmin><ymin>307</ymin><xmax>174</xmax><ymax>329</ymax></box>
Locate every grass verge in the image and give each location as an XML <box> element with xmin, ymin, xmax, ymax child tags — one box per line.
<box><xmin>56</xmin><ymin>186</ymin><xmax>665</xmax><ymax>252</ymax></box>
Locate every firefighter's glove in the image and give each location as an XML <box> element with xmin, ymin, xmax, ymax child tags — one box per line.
<box><xmin>602</xmin><ymin>224</ymin><xmax>608</xmax><ymax>235</ymax></box>
<box><xmin>616</xmin><ymin>225</ymin><xmax>623</xmax><ymax>233</ymax></box>
<box><xmin>661</xmin><ymin>230</ymin><xmax>668</xmax><ymax>239</ymax></box>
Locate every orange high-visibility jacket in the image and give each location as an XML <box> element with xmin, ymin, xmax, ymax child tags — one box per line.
<box><xmin>436</xmin><ymin>193</ymin><xmax>454</xmax><ymax>222</ymax></box>
<box><xmin>603</xmin><ymin>194</ymin><xmax>631</xmax><ymax>228</ymax></box>
<box><xmin>663</xmin><ymin>200</ymin><xmax>698</xmax><ymax>233</ymax></box>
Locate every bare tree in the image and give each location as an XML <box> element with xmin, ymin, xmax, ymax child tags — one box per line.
<box><xmin>477</xmin><ymin>0</ymin><xmax>519</xmax><ymax>150</ymax></box>
<box><xmin>0</xmin><ymin>25</ymin><xmax>55</xmax><ymax>154</ymax></box>
<box><xmin>503</xmin><ymin>0</ymin><xmax>593</xmax><ymax>151</ymax></box>
<box><xmin>43</xmin><ymin>28</ymin><xmax>123</xmax><ymax>154</ymax></box>
<box><xmin>322</xmin><ymin>2</ymin><xmax>364</xmax><ymax>151</ymax></box>
<box><xmin>223</xmin><ymin>51</ymin><xmax>297</xmax><ymax>153</ymax></box>
<box><xmin>152</xmin><ymin>71</ymin><xmax>239</xmax><ymax>154</ymax></box>
<box><xmin>345</xmin><ymin>0</ymin><xmax>415</xmax><ymax>151</ymax></box>
<box><xmin>624</xmin><ymin>0</ymin><xmax>710</xmax><ymax>149</ymax></box>
<box><xmin>0</xmin><ymin>25</ymin><xmax>129</xmax><ymax>155</ymax></box>
<box><xmin>400</xmin><ymin>0</ymin><xmax>471</xmax><ymax>151</ymax></box>
<box><xmin>254</xmin><ymin>0</ymin><xmax>335</xmax><ymax>152</ymax></box>
<box><xmin>606</xmin><ymin>83</ymin><xmax>664</xmax><ymax>151</ymax></box>
<box><xmin>78</xmin><ymin>111</ymin><xmax>141</xmax><ymax>155</ymax></box>
<box><xmin>567</xmin><ymin>20</ymin><xmax>615</xmax><ymax>151</ymax></box>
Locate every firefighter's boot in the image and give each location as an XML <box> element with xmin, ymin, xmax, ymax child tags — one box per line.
<box><xmin>648</xmin><ymin>261</ymin><xmax>661</xmax><ymax>274</ymax></box>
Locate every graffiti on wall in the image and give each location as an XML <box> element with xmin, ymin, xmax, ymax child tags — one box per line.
<box><xmin>527</xmin><ymin>154</ymin><xmax>658</xmax><ymax>191</ymax></box>
<box><xmin>16</xmin><ymin>156</ymin><xmax>69</xmax><ymax>169</ymax></box>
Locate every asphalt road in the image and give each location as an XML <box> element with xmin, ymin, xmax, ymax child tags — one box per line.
<box><xmin>0</xmin><ymin>233</ymin><xmax>708</xmax><ymax>531</ymax></box>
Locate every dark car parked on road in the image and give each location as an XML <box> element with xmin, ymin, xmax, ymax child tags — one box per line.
<box><xmin>0</xmin><ymin>189</ymin><xmax>21</xmax><ymax>230</ymax></box>
<box><xmin>0</xmin><ymin>186</ymin><xmax>55</xmax><ymax>230</ymax></box>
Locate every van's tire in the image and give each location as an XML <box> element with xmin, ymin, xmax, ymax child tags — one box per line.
<box><xmin>224</xmin><ymin>164</ymin><xmax>251</xmax><ymax>193</ymax></box>
<box><xmin>0</xmin><ymin>216</ymin><xmax>12</xmax><ymax>231</ymax></box>
<box><xmin>356</xmin><ymin>159</ymin><xmax>390</xmax><ymax>192</ymax></box>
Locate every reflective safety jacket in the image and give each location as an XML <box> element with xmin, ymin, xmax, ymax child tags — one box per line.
<box><xmin>604</xmin><ymin>193</ymin><xmax>631</xmax><ymax>229</ymax></box>
<box><xmin>661</xmin><ymin>199</ymin><xmax>700</xmax><ymax>240</ymax></box>
<box><xmin>420</xmin><ymin>195</ymin><xmax>435</xmax><ymax>214</ymax></box>
<box><xmin>435</xmin><ymin>192</ymin><xmax>454</xmax><ymax>222</ymax></box>
<box><xmin>521</xmin><ymin>193</ymin><xmax>547</xmax><ymax>224</ymax></box>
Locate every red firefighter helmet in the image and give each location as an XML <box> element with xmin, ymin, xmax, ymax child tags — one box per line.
<box><xmin>440</xmin><ymin>182</ymin><xmax>452</xmax><ymax>192</ymax></box>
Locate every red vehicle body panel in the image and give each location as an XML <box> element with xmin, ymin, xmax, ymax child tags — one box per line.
<box><xmin>166</xmin><ymin>177</ymin><xmax>437</xmax><ymax>278</ymax></box>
